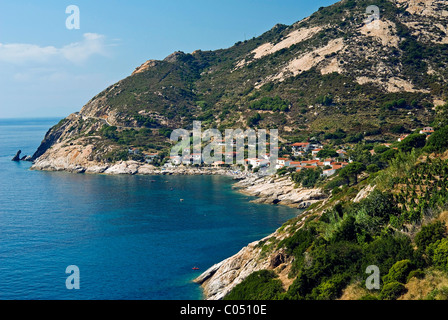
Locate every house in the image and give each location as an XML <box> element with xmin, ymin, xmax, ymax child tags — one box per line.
<box><xmin>312</xmin><ymin>149</ymin><xmax>322</xmax><ymax>159</ymax></box>
<box><xmin>212</xmin><ymin>161</ymin><xmax>225</xmax><ymax>168</ymax></box>
<box><xmin>277</xmin><ymin>157</ymin><xmax>288</xmax><ymax>166</ymax></box>
<box><xmin>291</xmin><ymin>142</ymin><xmax>311</xmax><ymax>155</ymax></box>
<box><xmin>128</xmin><ymin>147</ymin><xmax>141</xmax><ymax>155</ymax></box>
<box><xmin>420</xmin><ymin>127</ymin><xmax>434</xmax><ymax>135</ymax></box>
<box><xmin>288</xmin><ymin>161</ymin><xmax>302</xmax><ymax>168</ymax></box>
<box><xmin>323</xmin><ymin>159</ymin><xmax>333</xmax><ymax>166</ymax></box>
<box><xmin>323</xmin><ymin>168</ymin><xmax>337</xmax><ymax>177</ymax></box>
<box><xmin>169</xmin><ymin>156</ymin><xmax>182</xmax><ymax>165</ymax></box>
<box><xmin>398</xmin><ymin>134</ymin><xmax>409</xmax><ymax>142</ymax></box>
<box><xmin>336</xmin><ymin>149</ymin><xmax>347</xmax><ymax>158</ymax></box>
<box><xmin>182</xmin><ymin>155</ymin><xmax>193</xmax><ymax>165</ymax></box>
<box><xmin>245</xmin><ymin>158</ymin><xmax>269</xmax><ymax>168</ymax></box>
<box><xmin>192</xmin><ymin>153</ymin><xmax>203</xmax><ymax>163</ymax></box>
<box><xmin>143</xmin><ymin>152</ymin><xmax>158</xmax><ymax>163</ymax></box>
<box><xmin>301</xmin><ymin>160</ymin><xmax>319</xmax><ymax>167</ymax></box>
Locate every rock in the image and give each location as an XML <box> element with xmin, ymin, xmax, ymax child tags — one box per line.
<box><xmin>20</xmin><ymin>155</ymin><xmax>28</xmax><ymax>161</ymax></box>
<box><xmin>353</xmin><ymin>185</ymin><xmax>376</xmax><ymax>203</ymax></box>
<box><xmin>11</xmin><ymin>150</ymin><xmax>21</xmax><ymax>161</ymax></box>
<box><xmin>269</xmin><ymin>250</ymin><xmax>287</xmax><ymax>269</ymax></box>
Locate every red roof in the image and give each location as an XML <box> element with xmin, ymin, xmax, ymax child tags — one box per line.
<box><xmin>292</xmin><ymin>142</ymin><xmax>310</xmax><ymax>147</ymax></box>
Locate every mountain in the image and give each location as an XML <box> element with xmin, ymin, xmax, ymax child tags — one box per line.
<box><xmin>31</xmin><ymin>0</ymin><xmax>448</xmax><ymax>170</ymax></box>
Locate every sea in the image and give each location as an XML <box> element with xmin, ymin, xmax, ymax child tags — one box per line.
<box><xmin>0</xmin><ymin>118</ymin><xmax>299</xmax><ymax>300</ymax></box>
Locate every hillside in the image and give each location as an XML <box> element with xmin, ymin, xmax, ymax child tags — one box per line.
<box><xmin>196</xmin><ymin>136</ymin><xmax>448</xmax><ymax>300</ymax></box>
<box><xmin>30</xmin><ymin>0</ymin><xmax>448</xmax><ymax>171</ymax></box>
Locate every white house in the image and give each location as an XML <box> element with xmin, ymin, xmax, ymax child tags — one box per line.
<box><xmin>170</xmin><ymin>156</ymin><xmax>182</xmax><ymax>165</ymax></box>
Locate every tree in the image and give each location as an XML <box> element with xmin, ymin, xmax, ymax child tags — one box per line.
<box><xmin>317</xmin><ymin>148</ymin><xmax>338</xmax><ymax>159</ymax></box>
<box><xmin>398</xmin><ymin>133</ymin><xmax>427</xmax><ymax>153</ymax></box>
<box><xmin>339</xmin><ymin>162</ymin><xmax>366</xmax><ymax>185</ymax></box>
<box><xmin>424</xmin><ymin>125</ymin><xmax>448</xmax><ymax>154</ymax></box>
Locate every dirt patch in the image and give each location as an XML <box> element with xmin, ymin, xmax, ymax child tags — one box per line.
<box><xmin>252</xmin><ymin>26</ymin><xmax>323</xmax><ymax>60</ymax></box>
<box><xmin>359</xmin><ymin>19</ymin><xmax>400</xmax><ymax>47</ymax></box>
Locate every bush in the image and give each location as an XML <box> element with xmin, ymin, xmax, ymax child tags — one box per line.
<box><xmin>249</xmin><ymin>96</ymin><xmax>290</xmax><ymax>112</ymax></box>
<box><xmin>424</xmin><ymin>125</ymin><xmax>448</xmax><ymax>153</ymax></box>
<box><xmin>224</xmin><ymin>270</ymin><xmax>285</xmax><ymax>300</ymax></box>
<box><xmin>398</xmin><ymin>133</ymin><xmax>427</xmax><ymax>153</ymax></box>
<box><xmin>366</xmin><ymin>164</ymin><xmax>380</xmax><ymax>173</ymax></box>
<box><xmin>379</xmin><ymin>281</ymin><xmax>407</xmax><ymax>300</ymax></box>
<box><xmin>432</xmin><ymin>238</ymin><xmax>448</xmax><ymax>272</ymax></box>
<box><xmin>406</xmin><ymin>269</ymin><xmax>425</xmax><ymax>283</ymax></box>
<box><xmin>309</xmin><ymin>274</ymin><xmax>350</xmax><ymax>300</ymax></box>
<box><xmin>382</xmin><ymin>260</ymin><xmax>414</xmax><ymax>285</ymax></box>
<box><xmin>362</xmin><ymin>233</ymin><xmax>414</xmax><ymax>276</ymax></box>
<box><xmin>415</xmin><ymin>221</ymin><xmax>446</xmax><ymax>251</ymax></box>
<box><xmin>359</xmin><ymin>190</ymin><xmax>401</xmax><ymax>223</ymax></box>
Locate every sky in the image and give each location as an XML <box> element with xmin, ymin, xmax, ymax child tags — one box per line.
<box><xmin>0</xmin><ymin>0</ymin><xmax>339</xmax><ymax>118</ymax></box>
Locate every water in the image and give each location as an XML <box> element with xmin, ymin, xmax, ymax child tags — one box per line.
<box><xmin>0</xmin><ymin>118</ymin><xmax>299</xmax><ymax>300</ymax></box>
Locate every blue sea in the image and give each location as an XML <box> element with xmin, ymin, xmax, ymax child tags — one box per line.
<box><xmin>0</xmin><ymin>118</ymin><xmax>299</xmax><ymax>300</ymax></box>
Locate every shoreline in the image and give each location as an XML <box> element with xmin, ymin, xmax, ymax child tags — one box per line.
<box><xmin>29</xmin><ymin>157</ymin><xmax>326</xmax><ymax>300</ymax></box>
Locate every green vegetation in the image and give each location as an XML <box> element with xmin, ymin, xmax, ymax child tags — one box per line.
<box><xmin>224</xmin><ymin>270</ymin><xmax>285</xmax><ymax>300</ymax></box>
<box><xmin>226</xmin><ymin>123</ymin><xmax>448</xmax><ymax>300</ymax></box>
<box><xmin>249</xmin><ymin>96</ymin><xmax>290</xmax><ymax>112</ymax></box>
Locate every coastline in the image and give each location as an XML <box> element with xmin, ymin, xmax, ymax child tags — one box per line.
<box><xmin>30</xmin><ymin>156</ymin><xmax>327</xmax><ymax>300</ymax></box>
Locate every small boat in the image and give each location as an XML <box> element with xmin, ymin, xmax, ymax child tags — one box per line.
<box><xmin>192</xmin><ymin>267</ymin><xmax>199</xmax><ymax>270</ymax></box>
<box><xmin>180</xmin><ymin>199</ymin><xmax>184</xmax><ymax>202</ymax></box>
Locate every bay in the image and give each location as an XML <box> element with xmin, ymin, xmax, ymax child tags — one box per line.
<box><xmin>0</xmin><ymin>118</ymin><xmax>298</xmax><ymax>300</ymax></box>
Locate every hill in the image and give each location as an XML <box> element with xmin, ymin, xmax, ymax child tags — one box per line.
<box><xmin>31</xmin><ymin>0</ymin><xmax>448</xmax><ymax>170</ymax></box>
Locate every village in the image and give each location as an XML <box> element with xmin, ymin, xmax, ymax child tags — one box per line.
<box><xmin>125</xmin><ymin>125</ymin><xmax>435</xmax><ymax>179</ymax></box>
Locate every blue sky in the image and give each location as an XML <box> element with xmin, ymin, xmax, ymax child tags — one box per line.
<box><xmin>0</xmin><ymin>0</ymin><xmax>338</xmax><ymax>118</ymax></box>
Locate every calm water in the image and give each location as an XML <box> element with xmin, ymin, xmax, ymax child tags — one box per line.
<box><xmin>0</xmin><ymin>118</ymin><xmax>299</xmax><ymax>300</ymax></box>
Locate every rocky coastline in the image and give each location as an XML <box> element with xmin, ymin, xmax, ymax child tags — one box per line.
<box><xmin>27</xmin><ymin>150</ymin><xmax>327</xmax><ymax>300</ymax></box>
<box><xmin>194</xmin><ymin>175</ymin><xmax>327</xmax><ymax>300</ymax></box>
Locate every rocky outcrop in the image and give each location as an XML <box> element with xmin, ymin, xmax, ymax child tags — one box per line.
<box><xmin>194</xmin><ymin>236</ymin><xmax>274</xmax><ymax>300</ymax></box>
<box><xmin>11</xmin><ymin>150</ymin><xmax>22</xmax><ymax>161</ymax></box>
<box><xmin>233</xmin><ymin>175</ymin><xmax>326</xmax><ymax>209</ymax></box>
<box><xmin>353</xmin><ymin>184</ymin><xmax>376</xmax><ymax>203</ymax></box>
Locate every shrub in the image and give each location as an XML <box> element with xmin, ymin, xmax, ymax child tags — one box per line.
<box><xmin>362</xmin><ymin>233</ymin><xmax>414</xmax><ymax>276</ymax></box>
<box><xmin>309</xmin><ymin>274</ymin><xmax>350</xmax><ymax>300</ymax></box>
<box><xmin>224</xmin><ymin>270</ymin><xmax>285</xmax><ymax>300</ymax></box>
<box><xmin>398</xmin><ymin>133</ymin><xmax>427</xmax><ymax>153</ymax></box>
<box><xmin>366</xmin><ymin>164</ymin><xmax>380</xmax><ymax>173</ymax></box>
<box><xmin>382</xmin><ymin>260</ymin><xmax>414</xmax><ymax>285</ymax></box>
<box><xmin>415</xmin><ymin>221</ymin><xmax>446</xmax><ymax>251</ymax></box>
<box><xmin>432</xmin><ymin>238</ymin><xmax>448</xmax><ymax>272</ymax></box>
<box><xmin>359</xmin><ymin>190</ymin><xmax>401</xmax><ymax>223</ymax></box>
<box><xmin>424</xmin><ymin>125</ymin><xmax>448</xmax><ymax>153</ymax></box>
<box><xmin>379</xmin><ymin>281</ymin><xmax>407</xmax><ymax>300</ymax></box>
<box><xmin>286</xmin><ymin>241</ymin><xmax>363</xmax><ymax>300</ymax></box>
<box><xmin>406</xmin><ymin>269</ymin><xmax>425</xmax><ymax>283</ymax></box>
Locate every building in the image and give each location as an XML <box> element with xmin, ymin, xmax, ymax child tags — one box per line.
<box><xmin>336</xmin><ymin>149</ymin><xmax>347</xmax><ymax>158</ymax></box>
<box><xmin>312</xmin><ymin>148</ymin><xmax>322</xmax><ymax>159</ymax></box>
<box><xmin>292</xmin><ymin>142</ymin><xmax>311</xmax><ymax>156</ymax></box>
<box><xmin>142</xmin><ymin>152</ymin><xmax>158</xmax><ymax>163</ymax></box>
<box><xmin>169</xmin><ymin>156</ymin><xmax>182</xmax><ymax>165</ymax></box>
<box><xmin>420</xmin><ymin>127</ymin><xmax>434</xmax><ymax>135</ymax></box>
